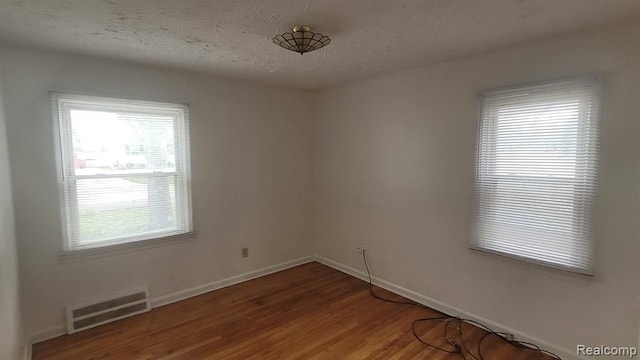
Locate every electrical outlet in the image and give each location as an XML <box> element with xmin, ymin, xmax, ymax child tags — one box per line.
<box><xmin>355</xmin><ymin>245</ymin><xmax>366</xmax><ymax>254</ymax></box>
<box><xmin>241</xmin><ymin>247</ymin><xmax>249</xmax><ymax>258</ymax></box>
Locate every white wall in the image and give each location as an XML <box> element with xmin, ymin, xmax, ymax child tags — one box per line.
<box><xmin>313</xmin><ymin>21</ymin><xmax>640</xmax><ymax>358</ymax></box>
<box><xmin>0</xmin><ymin>46</ymin><xmax>314</xmax><ymax>337</ymax></box>
<box><xmin>0</xmin><ymin>70</ymin><xmax>23</xmax><ymax>358</ymax></box>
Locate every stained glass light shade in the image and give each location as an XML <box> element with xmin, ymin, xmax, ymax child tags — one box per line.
<box><xmin>273</xmin><ymin>26</ymin><xmax>331</xmax><ymax>55</ymax></box>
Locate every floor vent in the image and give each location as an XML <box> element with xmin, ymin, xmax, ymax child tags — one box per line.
<box><xmin>66</xmin><ymin>288</ymin><xmax>150</xmax><ymax>334</ymax></box>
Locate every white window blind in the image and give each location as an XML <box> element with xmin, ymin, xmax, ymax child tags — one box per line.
<box><xmin>472</xmin><ymin>77</ymin><xmax>600</xmax><ymax>274</ymax></box>
<box><xmin>54</xmin><ymin>93</ymin><xmax>193</xmax><ymax>251</ymax></box>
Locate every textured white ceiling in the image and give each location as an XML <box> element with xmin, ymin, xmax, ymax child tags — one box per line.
<box><xmin>0</xmin><ymin>0</ymin><xmax>638</xmax><ymax>89</ymax></box>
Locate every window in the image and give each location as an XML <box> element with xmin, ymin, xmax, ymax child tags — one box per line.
<box><xmin>54</xmin><ymin>94</ymin><xmax>193</xmax><ymax>251</ymax></box>
<box><xmin>472</xmin><ymin>78</ymin><xmax>600</xmax><ymax>274</ymax></box>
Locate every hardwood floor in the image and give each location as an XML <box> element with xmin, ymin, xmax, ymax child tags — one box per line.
<box><xmin>33</xmin><ymin>262</ymin><xmax>555</xmax><ymax>360</ymax></box>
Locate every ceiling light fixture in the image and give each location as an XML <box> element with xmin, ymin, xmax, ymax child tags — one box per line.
<box><xmin>273</xmin><ymin>25</ymin><xmax>331</xmax><ymax>55</ymax></box>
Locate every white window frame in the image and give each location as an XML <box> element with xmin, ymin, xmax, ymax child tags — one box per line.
<box><xmin>471</xmin><ymin>77</ymin><xmax>600</xmax><ymax>275</ymax></box>
<box><xmin>53</xmin><ymin>93</ymin><xmax>193</xmax><ymax>252</ymax></box>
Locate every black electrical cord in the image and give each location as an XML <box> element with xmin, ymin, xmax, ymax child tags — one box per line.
<box><xmin>361</xmin><ymin>249</ymin><xmax>562</xmax><ymax>360</ymax></box>
<box><xmin>362</xmin><ymin>249</ymin><xmax>466</xmax><ymax>355</ymax></box>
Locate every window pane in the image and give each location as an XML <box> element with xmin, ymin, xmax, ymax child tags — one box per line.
<box><xmin>494</xmin><ymin>101</ymin><xmax>579</xmax><ymax>178</ymax></box>
<box><xmin>473</xmin><ymin>78</ymin><xmax>599</xmax><ymax>273</ymax></box>
<box><xmin>55</xmin><ymin>93</ymin><xmax>192</xmax><ymax>250</ymax></box>
<box><xmin>70</xmin><ymin>109</ymin><xmax>177</xmax><ymax>176</ymax></box>
<box><xmin>75</xmin><ymin>175</ymin><xmax>179</xmax><ymax>245</ymax></box>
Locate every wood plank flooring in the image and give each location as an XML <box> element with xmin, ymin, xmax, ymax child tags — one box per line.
<box><xmin>33</xmin><ymin>262</ymin><xmax>556</xmax><ymax>360</ymax></box>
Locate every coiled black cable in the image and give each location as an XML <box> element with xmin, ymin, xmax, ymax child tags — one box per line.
<box><xmin>361</xmin><ymin>249</ymin><xmax>561</xmax><ymax>360</ymax></box>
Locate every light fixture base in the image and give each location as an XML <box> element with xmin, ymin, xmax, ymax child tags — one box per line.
<box><xmin>292</xmin><ymin>25</ymin><xmax>310</xmax><ymax>33</ymax></box>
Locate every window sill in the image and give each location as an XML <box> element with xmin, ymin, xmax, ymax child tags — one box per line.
<box><xmin>469</xmin><ymin>246</ymin><xmax>594</xmax><ymax>277</ymax></box>
<box><xmin>58</xmin><ymin>231</ymin><xmax>197</xmax><ymax>262</ymax></box>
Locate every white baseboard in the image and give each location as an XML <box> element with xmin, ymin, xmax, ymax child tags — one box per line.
<box><xmin>314</xmin><ymin>255</ymin><xmax>583</xmax><ymax>360</ymax></box>
<box><xmin>28</xmin><ymin>325</ymin><xmax>66</xmax><ymax>346</ymax></box>
<box><xmin>22</xmin><ymin>338</ymin><xmax>32</xmax><ymax>360</ymax></box>
<box><xmin>151</xmin><ymin>256</ymin><xmax>315</xmax><ymax>308</ymax></box>
<box><xmin>24</xmin><ymin>325</ymin><xmax>67</xmax><ymax>360</ymax></box>
<box><xmin>25</xmin><ymin>255</ymin><xmax>316</xmax><ymax>359</ymax></box>
<box><xmin>25</xmin><ymin>255</ymin><xmax>579</xmax><ymax>360</ymax></box>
